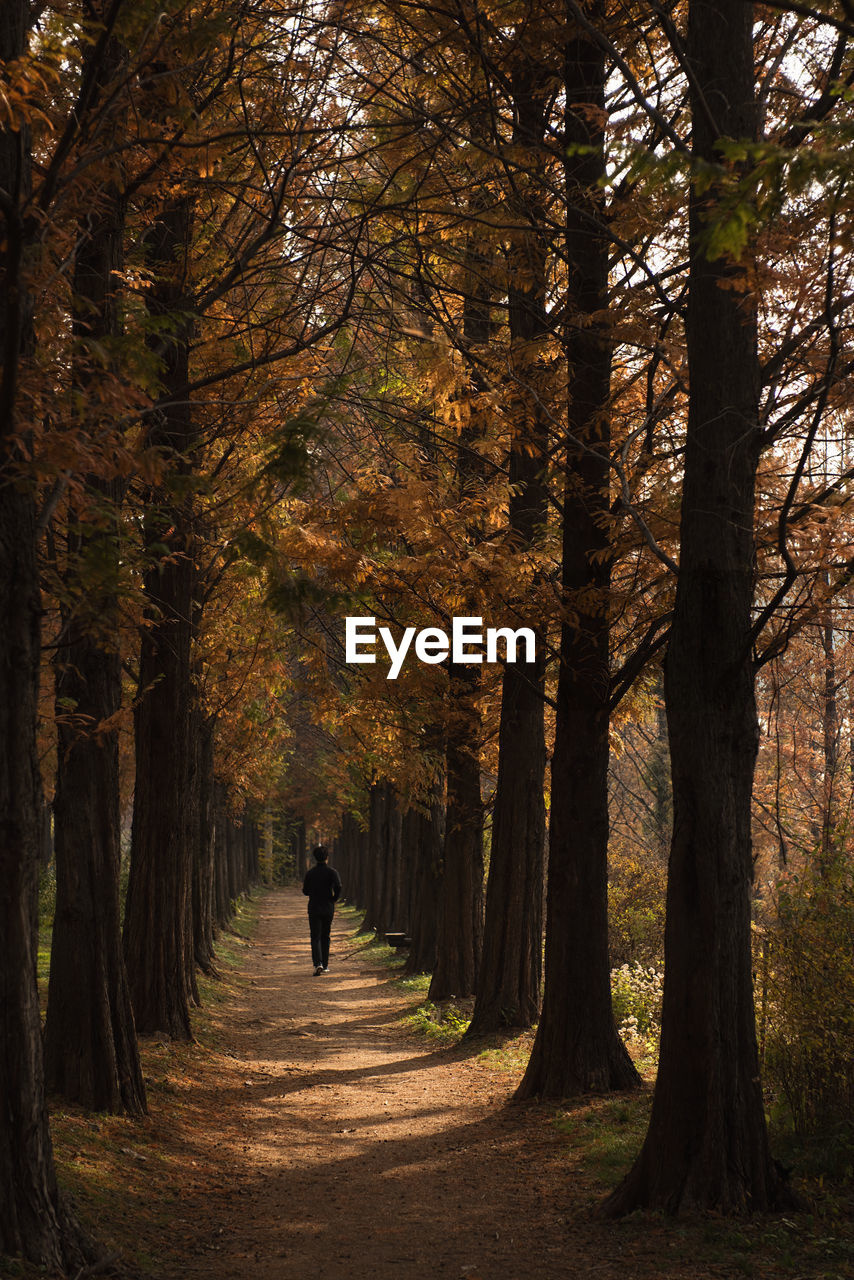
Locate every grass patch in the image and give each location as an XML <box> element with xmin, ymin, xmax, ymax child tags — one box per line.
<box><xmin>555</xmin><ymin>1092</ymin><xmax>651</xmax><ymax>1184</ymax></box>
<box><xmin>354</xmin><ymin>934</ymin><xmax>406</xmax><ymax>970</ymax></box>
<box><xmin>396</xmin><ymin>970</ymin><xmax>431</xmax><ymax>995</ymax></box>
<box><xmin>335</xmin><ymin>906</ymin><xmax>472</xmax><ymax>1045</ymax></box>
<box><xmin>338</xmin><ymin>908</ymin><xmax>409</xmax><ymax>975</ymax></box>
<box><xmin>405</xmin><ymin>998</ymin><xmax>472</xmax><ymax>1044</ymax></box>
<box><xmin>476</xmin><ymin>1028</ymin><xmax>536</xmax><ymax>1072</ymax></box>
<box><xmin>551</xmin><ymin>1092</ymin><xmax>854</xmax><ymax>1279</ymax></box>
<box><xmin>36</xmin><ymin>942</ymin><xmax>51</xmax><ymax>1014</ymax></box>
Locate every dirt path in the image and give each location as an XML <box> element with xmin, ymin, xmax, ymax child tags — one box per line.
<box><xmin>155</xmin><ymin>889</ymin><xmax>676</xmax><ymax>1280</ymax></box>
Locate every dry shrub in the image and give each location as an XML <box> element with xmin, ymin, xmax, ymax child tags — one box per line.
<box><xmin>761</xmin><ymin>851</ymin><xmax>854</xmax><ymax>1137</ymax></box>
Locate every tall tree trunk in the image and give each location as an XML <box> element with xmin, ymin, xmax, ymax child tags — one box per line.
<box><xmin>518</xmin><ymin>9</ymin><xmax>638</xmax><ymax>1097</ymax></box>
<box><xmin>340</xmin><ymin>809</ymin><xmax>367</xmax><ymax>908</ymax></box>
<box><xmin>45</xmin><ymin>532</ymin><xmax>146</xmax><ymax>1112</ymax></box>
<box><xmin>0</xmin><ymin>3</ymin><xmax>94</xmax><ymax>1265</ymax></box>
<box><xmin>123</xmin><ymin>197</ymin><xmax>197</xmax><ymax>1040</ymax></box>
<box><xmin>378</xmin><ymin>784</ymin><xmax>403</xmax><ymax>934</ymax></box>
<box><xmin>191</xmin><ymin>711</ymin><xmax>217</xmax><ymax>974</ymax></box>
<box><xmin>361</xmin><ymin>780</ymin><xmax>386</xmax><ymax>934</ymax></box>
<box><xmin>429</xmin><ymin>197</ymin><xmax>490</xmax><ymax>1001</ymax></box>
<box><xmin>0</xmin><ymin>467</ymin><xmax>95</xmax><ymax>1272</ymax></box>
<box><xmin>429</xmin><ymin>664</ymin><xmax>484</xmax><ymax>1000</ymax></box>
<box><xmin>43</xmin><ymin>54</ymin><xmax>146</xmax><ymax>1112</ymax></box>
<box><xmin>603</xmin><ymin>0</ymin><xmax>789</xmax><ymax>1214</ymax></box>
<box><xmin>213</xmin><ymin>785</ymin><xmax>230</xmax><ymax>928</ymax></box>
<box><xmin>645</xmin><ymin>677</ymin><xmax>672</xmax><ymax>860</ymax></box>
<box><xmin>404</xmin><ymin>783</ymin><xmax>444</xmax><ymax>975</ymax></box>
<box><xmin>469</xmin><ymin>56</ymin><xmax>549</xmax><ymax>1037</ymax></box>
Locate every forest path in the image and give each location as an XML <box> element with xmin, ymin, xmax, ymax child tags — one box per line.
<box><xmin>160</xmin><ymin>888</ymin><xmax>667</xmax><ymax>1280</ymax></box>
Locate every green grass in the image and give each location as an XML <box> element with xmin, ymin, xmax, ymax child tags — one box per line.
<box><xmin>555</xmin><ymin>1092</ymin><xmax>652</xmax><ymax>1183</ymax></box>
<box><xmin>338</xmin><ymin>908</ymin><xmax>410</xmax><ymax>975</ymax></box>
<box><xmin>476</xmin><ymin>1029</ymin><xmax>536</xmax><ymax>1072</ymax></box>
<box><xmin>396</xmin><ymin>970</ymin><xmax>431</xmax><ymax>995</ymax></box>
<box><xmin>339</xmin><ymin>906</ymin><xmax>472</xmax><ymax>1045</ymax></box>
<box><xmin>405</xmin><ymin>999</ymin><xmax>471</xmax><ymax>1044</ymax></box>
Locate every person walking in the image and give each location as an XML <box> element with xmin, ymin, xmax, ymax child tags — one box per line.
<box><xmin>302</xmin><ymin>845</ymin><xmax>342</xmax><ymax>975</ymax></box>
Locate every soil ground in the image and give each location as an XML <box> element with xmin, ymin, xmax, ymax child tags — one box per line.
<box><xmin>148</xmin><ymin>887</ymin><xmax>668</xmax><ymax>1280</ymax></box>
<box><xmin>43</xmin><ymin>886</ymin><xmax>854</xmax><ymax>1280</ymax></box>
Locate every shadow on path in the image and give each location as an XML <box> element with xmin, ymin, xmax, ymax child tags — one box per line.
<box><xmin>155</xmin><ymin>889</ymin><xmax>666</xmax><ymax>1280</ymax></box>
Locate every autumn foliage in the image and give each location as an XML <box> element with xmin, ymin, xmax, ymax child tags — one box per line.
<box><xmin>3</xmin><ymin>0</ymin><xmax>854</xmax><ymax>1269</ymax></box>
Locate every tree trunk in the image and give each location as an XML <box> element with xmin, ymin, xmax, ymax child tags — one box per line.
<box><xmin>43</xmin><ymin>71</ymin><xmax>146</xmax><ymax>1114</ymax></box>
<box><xmin>0</xmin><ymin>3</ymin><xmax>94</xmax><ymax>1264</ymax></box>
<box><xmin>468</xmin><ymin>57</ymin><xmax>549</xmax><ymax>1037</ymax></box>
<box><xmin>403</xmin><ymin>789</ymin><xmax>443</xmax><ymax>974</ymax></box>
<box><xmin>517</xmin><ymin>11</ymin><xmax>638</xmax><ymax>1098</ymax></box>
<box><xmin>0</xmin><ymin>487</ymin><xmax>95</xmax><ymax>1271</ymax></box>
<box><xmin>191</xmin><ymin>711</ymin><xmax>217</xmax><ymax>974</ymax></box>
<box><xmin>123</xmin><ymin>197</ymin><xmax>196</xmax><ymax>1040</ymax></box>
<box><xmin>429</xmin><ymin>194</ymin><xmax>490</xmax><ymax>1002</ymax></box>
<box><xmin>429</xmin><ymin>664</ymin><xmax>484</xmax><ymax>1000</ymax></box>
<box><xmin>361</xmin><ymin>781</ymin><xmax>386</xmax><ymax>934</ymax></box>
<box><xmin>340</xmin><ymin>810</ymin><xmax>366</xmax><ymax>908</ymax></box>
<box><xmin>819</xmin><ymin>598</ymin><xmax>839</xmax><ymax>872</ymax></box>
<box><xmin>213</xmin><ymin>785</ymin><xmax>230</xmax><ymax>929</ymax></box>
<box><xmin>45</xmin><ymin>561</ymin><xmax>146</xmax><ymax>1113</ymax></box>
<box><xmin>378</xmin><ymin>784</ymin><xmax>403</xmax><ymax>935</ymax></box>
<box><xmin>469</xmin><ymin>654</ymin><xmax>545</xmax><ymax>1033</ymax></box>
<box><xmin>602</xmin><ymin>0</ymin><xmax>789</xmax><ymax>1214</ymax></box>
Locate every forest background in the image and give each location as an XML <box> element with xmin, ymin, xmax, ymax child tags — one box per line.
<box><xmin>2</xmin><ymin>0</ymin><xmax>854</xmax><ymax>1272</ymax></box>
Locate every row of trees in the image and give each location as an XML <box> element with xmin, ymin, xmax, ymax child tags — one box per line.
<box><xmin>2</xmin><ymin>0</ymin><xmax>854</xmax><ymax>1269</ymax></box>
<box><xmin>1</xmin><ymin>0</ymin><xmax>338</xmax><ymax>1266</ymax></box>
<box><xmin>273</xmin><ymin>0</ymin><xmax>854</xmax><ymax>1216</ymax></box>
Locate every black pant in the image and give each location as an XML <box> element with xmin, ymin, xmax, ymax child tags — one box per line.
<box><xmin>308</xmin><ymin>910</ymin><xmax>332</xmax><ymax>968</ymax></box>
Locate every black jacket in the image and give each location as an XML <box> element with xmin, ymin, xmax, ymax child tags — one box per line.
<box><xmin>302</xmin><ymin>862</ymin><xmax>342</xmax><ymax>917</ymax></box>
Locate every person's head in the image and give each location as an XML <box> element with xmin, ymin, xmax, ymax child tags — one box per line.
<box><xmin>313</xmin><ymin>845</ymin><xmax>330</xmax><ymax>863</ymax></box>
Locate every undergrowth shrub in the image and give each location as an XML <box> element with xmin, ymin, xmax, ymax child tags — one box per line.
<box><xmin>608</xmin><ymin>849</ymin><xmax>666</xmax><ymax>966</ymax></box>
<box><xmin>610</xmin><ymin>963</ymin><xmax>663</xmax><ymax>1045</ymax></box>
<box><xmin>38</xmin><ymin>861</ymin><xmax>56</xmax><ymax>929</ymax></box>
<box><xmin>761</xmin><ymin>852</ymin><xmax>854</xmax><ymax>1139</ymax></box>
<box><xmin>406</xmin><ymin>1000</ymin><xmax>470</xmax><ymax>1043</ymax></box>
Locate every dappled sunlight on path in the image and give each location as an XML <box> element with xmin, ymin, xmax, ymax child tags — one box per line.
<box><xmin>157</xmin><ymin>889</ymin><xmax>670</xmax><ymax>1280</ymax></box>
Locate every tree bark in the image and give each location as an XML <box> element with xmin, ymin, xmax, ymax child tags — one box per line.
<box><xmin>43</xmin><ymin>58</ymin><xmax>146</xmax><ymax>1113</ymax></box>
<box><xmin>0</xmin><ymin>2</ymin><xmax>95</xmax><ymax>1265</ymax></box>
<box><xmin>213</xmin><ymin>784</ymin><xmax>230</xmax><ymax>929</ymax></box>
<box><xmin>602</xmin><ymin>0</ymin><xmax>790</xmax><ymax>1214</ymax></box>
<box><xmin>191</xmin><ymin>710</ymin><xmax>217</xmax><ymax>974</ymax></box>
<box><xmin>361</xmin><ymin>780</ymin><xmax>386</xmax><ymax>934</ymax></box>
<box><xmin>45</xmin><ymin>552</ymin><xmax>146</xmax><ymax>1113</ymax></box>
<box><xmin>429</xmin><ymin>664</ymin><xmax>484</xmax><ymax>1000</ymax></box>
<box><xmin>340</xmin><ymin>809</ymin><xmax>367</xmax><ymax>908</ymax></box>
<box><xmin>468</xmin><ymin>56</ymin><xmax>549</xmax><ymax>1037</ymax></box>
<box><xmin>819</xmin><ymin>598</ymin><xmax>839</xmax><ymax>872</ymax></box>
<box><xmin>517</xmin><ymin>10</ymin><xmax>638</xmax><ymax>1097</ymax></box>
<box><xmin>123</xmin><ymin>196</ymin><xmax>197</xmax><ymax>1040</ymax></box>
<box><xmin>378</xmin><ymin>784</ymin><xmax>404</xmax><ymax>935</ymax></box>
<box><xmin>0</xmin><ymin>480</ymin><xmax>96</xmax><ymax>1272</ymax></box>
<box><xmin>429</xmin><ymin>195</ymin><xmax>490</xmax><ymax>1002</ymax></box>
<box><xmin>403</xmin><ymin>786</ymin><xmax>444</xmax><ymax>974</ymax></box>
